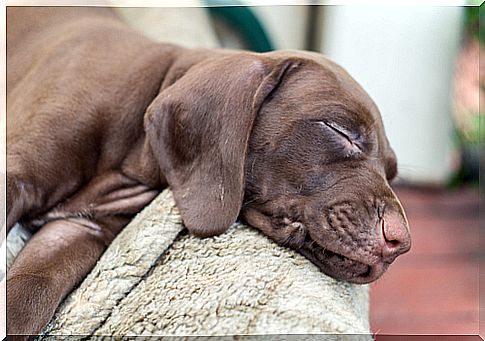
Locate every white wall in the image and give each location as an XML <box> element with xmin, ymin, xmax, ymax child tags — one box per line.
<box><xmin>320</xmin><ymin>6</ymin><xmax>463</xmax><ymax>184</ymax></box>
<box><xmin>115</xmin><ymin>7</ymin><xmax>219</xmax><ymax>48</ymax></box>
<box><xmin>251</xmin><ymin>5</ymin><xmax>309</xmax><ymax>50</ymax></box>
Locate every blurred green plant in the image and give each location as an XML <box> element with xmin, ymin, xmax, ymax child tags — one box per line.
<box><xmin>457</xmin><ymin>80</ymin><xmax>484</xmax><ymax>149</ymax></box>
<box><xmin>464</xmin><ymin>5</ymin><xmax>485</xmax><ymax>42</ymax></box>
<box><xmin>456</xmin><ymin>111</ymin><xmax>484</xmax><ymax>146</ymax></box>
<box><xmin>449</xmin><ymin>5</ymin><xmax>483</xmax><ymax>187</ymax></box>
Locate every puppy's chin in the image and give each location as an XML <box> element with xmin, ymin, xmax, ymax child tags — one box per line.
<box><xmin>241</xmin><ymin>207</ymin><xmax>389</xmax><ymax>284</ymax></box>
<box><xmin>298</xmin><ymin>240</ymin><xmax>390</xmax><ymax>284</ymax></box>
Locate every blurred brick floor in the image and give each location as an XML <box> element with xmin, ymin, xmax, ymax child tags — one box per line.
<box><xmin>370</xmin><ymin>186</ymin><xmax>483</xmax><ymax>339</ymax></box>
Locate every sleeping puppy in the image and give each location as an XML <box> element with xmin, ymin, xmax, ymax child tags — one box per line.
<box><xmin>6</xmin><ymin>7</ymin><xmax>411</xmax><ymax>337</ymax></box>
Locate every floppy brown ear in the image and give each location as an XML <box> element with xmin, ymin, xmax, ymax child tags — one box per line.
<box><xmin>145</xmin><ymin>54</ymin><xmax>298</xmax><ymax>237</ymax></box>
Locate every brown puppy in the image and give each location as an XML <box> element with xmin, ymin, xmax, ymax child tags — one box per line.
<box><xmin>6</xmin><ymin>7</ymin><xmax>411</xmax><ymax>337</ymax></box>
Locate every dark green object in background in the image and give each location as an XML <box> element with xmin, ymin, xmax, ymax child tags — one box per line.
<box><xmin>447</xmin><ymin>5</ymin><xmax>484</xmax><ymax>188</ymax></box>
<box><xmin>206</xmin><ymin>0</ymin><xmax>274</xmax><ymax>52</ymax></box>
<box><xmin>464</xmin><ymin>4</ymin><xmax>485</xmax><ymax>43</ymax></box>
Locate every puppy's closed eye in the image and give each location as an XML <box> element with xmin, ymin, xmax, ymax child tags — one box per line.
<box><xmin>317</xmin><ymin>121</ymin><xmax>362</xmax><ymax>156</ymax></box>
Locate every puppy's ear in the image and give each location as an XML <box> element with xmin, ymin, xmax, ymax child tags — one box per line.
<box><xmin>145</xmin><ymin>54</ymin><xmax>298</xmax><ymax>237</ymax></box>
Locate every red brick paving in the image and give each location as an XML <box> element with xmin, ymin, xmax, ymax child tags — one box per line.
<box><xmin>369</xmin><ymin>186</ymin><xmax>482</xmax><ymax>338</ymax></box>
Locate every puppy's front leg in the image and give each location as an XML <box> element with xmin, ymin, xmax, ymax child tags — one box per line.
<box><xmin>7</xmin><ymin>172</ymin><xmax>160</xmax><ymax>338</ymax></box>
<box><xmin>7</xmin><ymin>219</ymin><xmax>110</xmax><ymax>337</ymax></box>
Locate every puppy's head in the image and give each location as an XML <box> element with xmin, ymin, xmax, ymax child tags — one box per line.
<box><xmin>145</xmin><ymin>50</ymin><xmax>411</xmax><ymax>284</ymax></box>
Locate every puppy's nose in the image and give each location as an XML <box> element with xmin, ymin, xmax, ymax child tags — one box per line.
<box><xmin>379</xmin><ymin>213</ymin><xmax>411</xmax><ymax>261</ymax></box>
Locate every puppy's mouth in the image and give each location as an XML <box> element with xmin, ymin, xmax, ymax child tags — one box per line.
<box><xmin>299</xmin><ymin>236</ymin><xmax>388</xmax><ymax>284</ymax></box>
<box><xmin>241</xmin><ymin>207</ymin><xmax>388</xmax><ymax>284</ymax></box>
